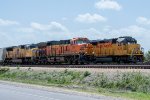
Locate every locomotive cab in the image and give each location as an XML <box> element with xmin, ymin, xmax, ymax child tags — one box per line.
<box><xmin>68</xmin><ymin>38</ymin><xmax>91</xmax><ymax>64</ymax></box>
<box><xmin>117</xmin><ymin>36</ymin><xmax>143</xmax><ymax>62</ymax></box>
<box><xmin>70</xmin><ymin>38</ymin><xmax>90</xmax><ymax>54</ymax></box>
<box><xmin>117</xmin><ymin>36</ymin><xmax>142</xmax><ymax>54</ymax></box>
<box><xmin>117</xmin><ymin>36</ymin><xmax>137</xmax><ymax>44</ymax></box>
<box><xmin>25</xmin><ymin>44</ymin><xmax>38</xmax><ymax>58</ymax></box>
<box><xmin>37</xmin><ymin>42</ymin><xmax>47</xmax><ymax>57</ymax></box>
<box><xmin>70</xmin><ymin>38</ymin><xmax>89</xmax><ymax>45</ymax></box>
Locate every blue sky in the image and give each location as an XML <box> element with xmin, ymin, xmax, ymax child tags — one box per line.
<box><xmin>0</xmin><ymin>0</ymin><xmax>150</xmax><ymax>51</ymax></box>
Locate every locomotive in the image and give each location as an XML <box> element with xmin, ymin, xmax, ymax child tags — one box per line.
<box><xmin>0</xmin><ymin>36</ymin><xmax>144</xmax><ymax>65</ymax></box>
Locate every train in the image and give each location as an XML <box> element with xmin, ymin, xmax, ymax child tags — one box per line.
<box><xmin>0</xmin><ymin>36</ymin><xmax>144</xmax><ymax>65</ymax></box>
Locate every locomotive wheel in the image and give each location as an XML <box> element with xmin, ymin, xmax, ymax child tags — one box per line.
<box><xmin>80</xmin><ymin>61</ymin><xmax>84</xmax><ymax>65</ymax></box>
<box><xmin>132</xmin><ymin>56</ymin><xmax>137</xmax><ymax>63</ymax></box>
<box><xmin>117</xmin><ymin>57</ymin><xmax>121</xmax><ymax>64</ymax></box>
<box><xmin>75</xmin><ymin>60</ymin><xmax>79</xmax><ymax>65</ymax></box>
<box><xmin>69</xmin><ymin>58</ymin><xmax>73</xmax><ymax>64</ymax></box>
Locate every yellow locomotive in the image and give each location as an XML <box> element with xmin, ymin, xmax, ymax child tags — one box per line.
<box><xmin>88</xmin><ymin>36</ymin><xmax>143</xmax><ymax>63</ymax></box>
<box><xmin>4</xmin><ymin>44</ymin><xmax>38</xmax><ymax>64</ymax></box>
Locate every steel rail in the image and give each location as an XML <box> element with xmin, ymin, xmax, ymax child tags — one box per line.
<box><xmin>5</xmin><ymin>64</ymin><xmax>150</xmax><ymax>69</ymax></box>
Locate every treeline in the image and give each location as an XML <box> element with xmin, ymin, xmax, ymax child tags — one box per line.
<box><xmin>145</xmin><ymin>50</ymin><xmax>150</xmax><ymax>62</ymax></box>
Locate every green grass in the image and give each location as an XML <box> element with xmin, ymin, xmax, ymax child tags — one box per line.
<box><xmin>107</xmin><ymin>91</ymin><xmax>150</xmax><ymax>100</ymax></box>
<box><xmin>0</xmin><ymin>67</ymin><xmax>150</xmax><ymax>100</ymax></box>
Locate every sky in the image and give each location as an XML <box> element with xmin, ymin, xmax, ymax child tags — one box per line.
<box><xmin>0</xmin><ymin>0</ymin><xmax>150</xmax><ymax>51</ymax></box>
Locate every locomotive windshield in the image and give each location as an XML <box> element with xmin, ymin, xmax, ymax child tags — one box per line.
<box><xmin>71</xmin><ymin>38</ymin><xmax>89</xmax><ymax>45</ymax></box>
<box><xmin>117</xmin><ymin>37</ymin><xmax>137</xmax><ymax>44</ymax></box>
<box><xmin>76</xmin><ymin>39</ymin><xmax>89</xmax><ymax>44</ymax></box>
<box><xmin>26</xmin><ymin>44</ymin><xmax>37</xmax><ymax>49</ymax></box>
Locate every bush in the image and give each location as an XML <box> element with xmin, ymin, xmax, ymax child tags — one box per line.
<box><xmin>88</xmin><ymin>72</ymin><xmax>150</xmax><ymax>93</ymax></box>
<box><xmin>83</xmin><ymin>71</ymin><xmax>91</xmax><ymax>77</ymax></box>
<box><xmin>145</xmin><ymin>50</ymin><xmax>150</xmax><ymax>62</ymax></box>
<box><xmin>93</xmin><ymin>73</ymin><xmax>109</xmax><ymax>88</ymax></box>
<box><xmin>0</xmin><ymin>69</ymin><xmax>150</xmax><ymax>93</ymax></box>
<box><xmin>0</xmin><ymin>68</ymin><xmax>9</xmax><ymax>74</ymax></box>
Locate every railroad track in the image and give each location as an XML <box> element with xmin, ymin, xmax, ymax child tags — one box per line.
<box><xmin>5</xmin><ymin>64</ymin><xmax>150</xmax><ymax>69</ymax></box>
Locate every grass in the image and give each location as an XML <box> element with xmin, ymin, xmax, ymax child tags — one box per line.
<box><xmin>0</xmin><ymin>67</ymin><xmax>150</xmax><ymax>100</ymax></box>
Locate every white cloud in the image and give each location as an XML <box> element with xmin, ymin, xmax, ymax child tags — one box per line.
<box><xmin>0</xmin><ymin>18</ymin><xmax>19</xmax><ymax>26</ymax></box>
<box><xmin>17</xmin><ymin>22</ymin><xmax>72</xmax><ymax>42</ymax></box>
<box><xmin>31</xmin><ymin>21</ymin><xmax>68</xmax><ymax>32</ymax></box>
<box><xmin>111</xmin><ymin>25</ymin><xmax>150</xmax><ymax>51</ymax></box>
<box><xmin>16</xmin><ymin>27</ymin><xmax>34</xmax><ymax>33</ymax></box>
<box><xmin>74</xmin><ymin>28</ymin><xmax>101</xmax><ymax>39</ymax></box>
<box><xmin>76</xmin><ymin>13</ymin><xmax>107</xmax><ymax>23</ymax></box>
<box><xmin>136</xmin><ymin>17</ymin><xmax>150</xmax><ymax>25</ymax></box>
<box><xmin>76</xmin><ymin>25</ymin><xmax>150</xmax><ymax>51</ymax></box>
<box><xmin>0</xmin><ymin>32</ymin><xmax>15</xmax><ymax>47</ymax></box>
<box><xmin>95</xmin><ymin>0</ymin><xmax>122</xmax><ymax>11</ymax></box>
<box><xmin>30</xmin><ymin>22</ymin><xmax>72</xmax><ymax>40</ymax></box>
<box><xmin>30</xmin><ymin>22</ymin><xmax>46</xmax><ymax>30</ymax></box>
<box><xmin>0</xmin><ymin>18</ymin><xmax>150</xmax><ymax>52</ymax></box>
<box><xmin>0</xmin><ymin>21</ymin><xmax>72</xmax><ymax>48</ymax></box>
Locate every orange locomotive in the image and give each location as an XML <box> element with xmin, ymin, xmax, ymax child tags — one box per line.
<box><xmin>0</xmin><ymin>36</ymin><xmax>144</xmax><ymax>65</ymax></box>
<box><xmin>34</xmin><ymin>38</ymin><xmax>90</xmax><ymax>64</ymax></box>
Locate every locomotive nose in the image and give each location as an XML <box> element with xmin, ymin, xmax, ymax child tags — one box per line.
<box><xmin>80</xmin><ymin>44</ymin><xmax>87</xmax><ymax>50</ymax></box>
